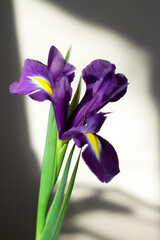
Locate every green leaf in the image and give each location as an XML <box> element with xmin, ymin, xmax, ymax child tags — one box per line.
<box><xmin>52</xmin><ymin>150</ymin><xmax>81</xmax><ymax>240</ymax></box>
<box><xmin>67</xmin><ymin>76</ymin><xmax>82</xmax><ymax>118</ymax></box>
<box><xmin>36</xmin><ymin>105</ymin><xmax>58</xmax><ymax>240</ymax></box>
<box><xmin>40</xmin><ymin>144</ymin><xmax>76</xmax><ymax>240</ymax></box>
<box><xmin>56</xmin><ymin>140</ymin><xmax>68</xmax><ymax>180</ymax></box>
<box><xmin>65</xmin><ymin>45</ymin><xmax>72</xmax><ymax>62</ymax></box>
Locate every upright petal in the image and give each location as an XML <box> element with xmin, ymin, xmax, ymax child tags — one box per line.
<box><xmin>68</xmin><ymin>59</ymin><xmax>128</xmax><ymax>127</ymax></box>
<box><xmin>9</xmin><ymin>59</ymin><xmax>53</xmax><ymax>101</ymax></box>
<box><xmin>82</xmin><ymin>59</ymin><xmax>128</xmax><ymax>104</ymax></box>
<box><xmin>82</xmin><ymin>134</ymin><xmax>119</xmax><ymax>183</ymax></box>
<box><xmin>47</xmin><ymin>46</ymin><xmax>66</xmax><ymax>83</ymax></box>
<box><xmin>52</xmin><ymin>76</ymin><xmax>72</xmax><ymax>137</ymax></box>
<box><xmin>82</xmin><ymin>59</ymin><xmax>115</xmax><ymax>86</ymax></box>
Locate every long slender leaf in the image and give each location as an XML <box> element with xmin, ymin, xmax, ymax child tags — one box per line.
<box><xmin>65</xmin><ymin>45</ymin><xmax>72</xmax><ymax>62</ymax></box>
<box><xmin>36</xmin><ymin>105</ymin><xmax>58</xmax><ymax>240</ymax></box>
<box><xmin>52</xmin><ymin>150</ymin><xmax>81</xmax><ymax>240</ymax></box>
<box><xmin>56</xmin><ymin>140</ymin><xmax>68</xmax><ymax>180</ymax></box>
<box><xmin>40</xmin><ymin>144</ymin><xmax>76</xmax><ymax>240</ymax></box>
<box><xmin>67</xmin><ymin>76</ymin><xmax>82</xmax><ymax>118</ymax></box>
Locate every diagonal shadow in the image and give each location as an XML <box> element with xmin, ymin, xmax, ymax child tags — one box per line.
<box><xmin>47</xmin><ymin>0</ymin><xmax>160</xmax><ymax>110</ymax></box>
<box><xmin>0</xmin><ymin>1</ymin><xmax>40</xmax><ymax>239</ymax></box>
<box><xmin>61</xmin><ymin>225</ymin><xmax>117</xmax><ymax>240</ymax></box>
<box><xmin>64</xmin><ymin>191</ymin><xmax>133</xmax><ymax>219</ymax></box>
<box><xmin>60</xmin><ymin>187</ymin><xmax>133</xmax><ymax>240</ymax></box>
<box><xmin>61</xmin><ymin>186</ymin><xmax>159</xmax><ymax>239</ymax></box>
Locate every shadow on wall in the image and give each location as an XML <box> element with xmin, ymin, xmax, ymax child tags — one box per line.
<box><xmin>61</xmin><ymin>186</ymin><xmax>159</xmax><ymax>240</ymax></box>
<box><xmin>61</xmin><ymin>188</ymin><xmax>133</xmax><ymax>240</ymax></box>
<box><xmin>1</xmin><ymin>0</ymin><xmax>159</xmax><ymax>239</ymax></box>
<box><xmin>0</xmin><ymin>1</ymin><xmax>40</xmax><ymax>239</ymax></box>
<box><xmin>47</xmin><ymin>0</ymin><xmax>160</xmax><ymax>109</ymax></box>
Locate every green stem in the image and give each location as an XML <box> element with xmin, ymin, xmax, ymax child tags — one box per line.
<box><xmin>36</xmin><ymin>105</ymin><xmax>58</xmax><ymax>240</ymax></box>
<box><xmin>52</xmin><ymin>150</ymin><xmax>81</xmax><ymax>240</ymax></box>
<box><xmin>40</xmin><ymin>144</ymin><xmax>76</xmax><ymax>240</ymax></box>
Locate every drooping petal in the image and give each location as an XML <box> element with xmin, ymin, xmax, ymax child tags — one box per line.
<box><xmin>83</xmin><ymin>111</ymin><xmax>106</xmax><ymax>133</ymax></box>
<box><xmin>52</xmin><ymin>76</ymin><xmax>72</xmax><ymax>137</ymax></box>
<box><xmin>82</xmin><ymin>134</ymin><xmax>119</xmax><ymax>183</ymax></box>
<box><xmin>60</xmin><ymin>111</ymin><xmax>106</xmax><ymax>140</ymax></box>
<box><xmin>9</xmin><ymin>59</ymin><xmax>53</xmax><ymax>101</ymax></box>
<box><xmin>47</xmin><ymin>46</ymin><xmax>66</xmax><ymax>84</ymax></box>
<box><xmin>68</xmin><ymin>59</ymin><xmax>128</xmax><ymax>127</ymax></box>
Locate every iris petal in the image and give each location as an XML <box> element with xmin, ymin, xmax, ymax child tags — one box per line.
<box><xmin>61</xmin><ymin>111</ymin><xmax>106</xmax><ymax>140</ymax></box>
<box><xmin>48</xmin><ymin>46</ymin><xmax>66</xmax><ymax>83</ymax></box>
<box><xmin>68</xmin><ymin>59</ymin><xmax>128</xmax><ymax>127</ymax></box>
<box><xmin>82</xmin><ymin>134</ymin><xmax>119</xmax><ymax>183</ymax></box>
<box><xmin>29</xmin><ymin>76</ymin><xmax>53</xmax><ymax>97</ymax></box>
<box><xmin>9</xmin><ymin>59</ymin><xmax>52</xmax><ymax>102</ymax></box>
<box><xmin>52</xmin><ymin>76</ymin><xmax>72</xmax><ymax>137</ymax></box>
<box><xmin>84</xmin><ymin>133</ymin><xmax>101</xmax><ymax>160</ymax></box>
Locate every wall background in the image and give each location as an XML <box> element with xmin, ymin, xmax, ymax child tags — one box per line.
<box><xmin>1</xmin><ymin>0</ymin><xmax>159</xmax><ymax>239</ymax></box>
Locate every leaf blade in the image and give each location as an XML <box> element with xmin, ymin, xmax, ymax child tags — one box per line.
<box><xmin>68</xmin><ymin>76</ymin><xmax>82</xmax><ymax>118</ymax></box>
<box><xmin>40</xmin><ymin>144</ymin><xmax>76</xmax><ymax>240</ymax></box>
<box><xmin>52</xmin><ymin>150</ymin><xmax>81</xmax><ymax>240</ymax></box>
<box><xmin>65</xmin><ymin>45</ymin><xmax>72</xmax><ymax>62</ymax></box>
<box><xmin>36</xmin><ymin>105</ymin><xmax>58</xmax><ymax>240</ymax></box>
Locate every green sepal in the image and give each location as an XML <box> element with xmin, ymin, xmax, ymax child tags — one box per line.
<box><xmin>52</xmin><ymin>150</ymin><xmax>81</xmax><ymax>240</ymax></box>
<box><xmin>40</xmin><ymin>144</ymin><xmax>76</xmax><ymax>240</ymax></box>
<box><xmin>68</xmin><ymin>76</ymin><xmax>82</xmax><ymax>118</ymax></box>
<box><xmin>36</xmin><ymin>105</ymin><xmax>58</xmax><ymax>240</ymax></box>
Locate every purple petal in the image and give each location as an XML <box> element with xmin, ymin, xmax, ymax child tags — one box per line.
<box><xmin>73</xmin><ymin>133</ymin><xmax>87</xmax><ymax>148</ymax></box>
<box><xmin>110</xmin><ymin>73</ymin><xmax>128</xmax><ymax>102</ymax></box>
<box><xmin>82</xmin><ymin>134</ymin><xmax>120</xmax><ymax>183</ymax></box>
<box><xmin>47</xmin><ymin>45</ymin><xmax>66</xmax><ymax>83</ymax></box>
<box><xmin>62</xmin><ymin>63</ymin><xmax>76</xmax><ymax>83</ymax></box>
<box><xmin>9</xmin><ymin>59</ymin><xmax>52</xmax><ymax>101</ymax></box>
<box><xmin>60</xmin><ymin>111</ymin><xmax>106</xmax><ymax>140</ymax></box>
<box><xmin>82</xmin><ymin>60</ymin><xmax>128</xmax><ymax>104</ymax></box>
<box><xmin>52</xmin><ymin>76</ymin><xmax>72</xmax><ymax>137</ymax></box>
<box><xmin>82</xmin><ymin>59</ymin><xmax>115</xmax><ymax>85</ymax></box>
<box><xmin>83</xmin><ymin>111</ymin><xmax>106</xmax><ymax>133</ymax></box>
<box><xmin>68</xmin><ymin>59</ymin><xmax>128</xmax><ymax>127</ymax></box>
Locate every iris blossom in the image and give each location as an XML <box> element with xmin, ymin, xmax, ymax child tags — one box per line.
<box><xmin>10</xmin><ymin>46</ymin><xmax>75</xmax><ymax>137</ymax></box>
<box><xmin>10</xmin><ymin>45</ymin><xmax>128</xmax><ymax>183</ymax></box>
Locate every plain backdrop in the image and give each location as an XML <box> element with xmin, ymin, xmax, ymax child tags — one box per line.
<box><xmin>1</xmin><ymin>0</ymin><xmax>159</xmax><ymax>239</ymax></box>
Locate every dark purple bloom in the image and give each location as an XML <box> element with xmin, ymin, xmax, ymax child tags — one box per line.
<box><xmin>9</xmin><ymin>46</ymin><xmax>75</xmax><ymax>136</ymax></box>
<box><xmin>60</xmin><ymin>59</ymin><xmax>127</xmax><ymax>182</ymax></box>
<box><xmin>64</xmin><ymin>111</ymin><xmax>120</xmax><ymax>183</ymax></box>
<box><xmin>67</xmin><ymin>59</ymin><xmax>128</xmax><ymax>128</ymax></box>
<box><xmin>9</xmin><ymin>47</ymin><xmax>128</xmax><ymax>183</ymax></box>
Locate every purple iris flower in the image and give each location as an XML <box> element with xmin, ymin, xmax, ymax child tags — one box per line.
<box><xmin>10</xmin><ymin>46</ymin><xmax>75</xmax><ymax>137</ymax></box>
<box><xmin>10</xmin><ymin>45</ymin><xmax>128</xmax><ymax>183</ymax></box>
<box><xmin>61</xmin><ymin>59</ymin><xmax>128</xmax><ymax>183</ymax></box>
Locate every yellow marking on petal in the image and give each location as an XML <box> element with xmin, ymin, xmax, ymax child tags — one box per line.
<box><xmin>84</xmin><ymin>133</ymin><xmax>101</xmax><ymax>160</ymax></box>
<box><xmin>31</xmin><ymin>76</ymin><xmax>53</xmax><ymax>96</ymax></box>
